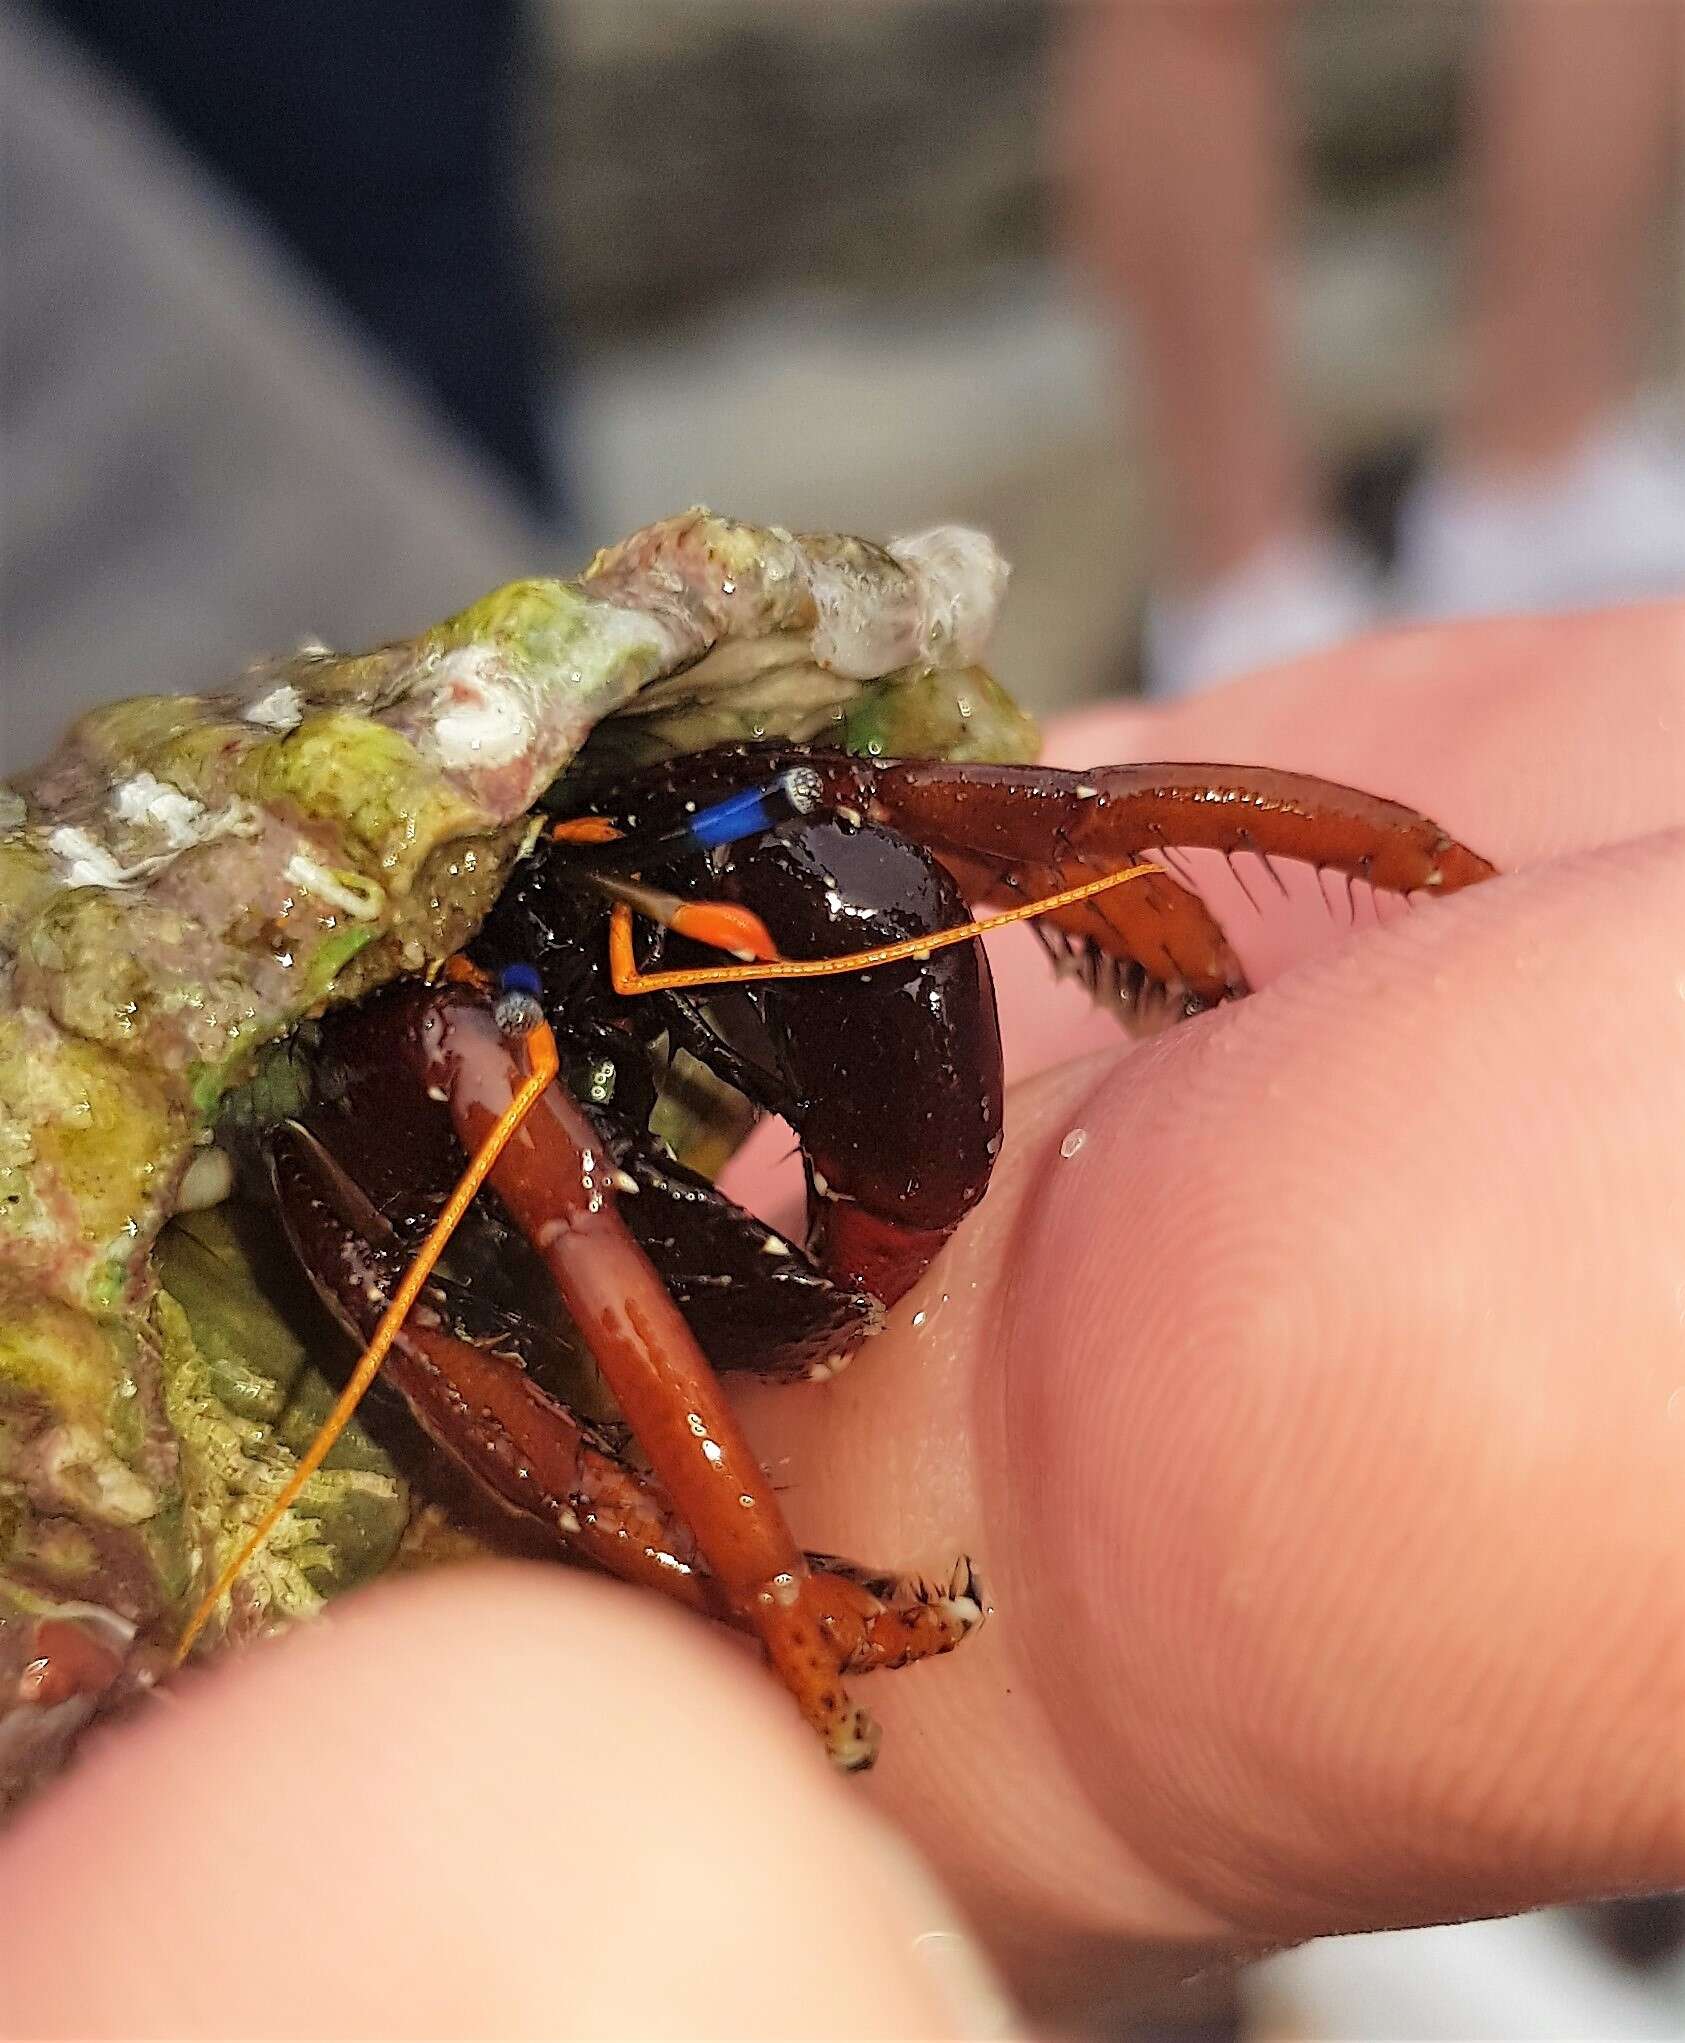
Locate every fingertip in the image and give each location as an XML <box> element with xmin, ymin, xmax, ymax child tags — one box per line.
<box><xmin>999</xmin><ymin>835</ymin><xmax>1685</xmax><ymax>1932</ymax></box>
<box><xmin>0</xmin><ymin>1568</ymin><xmax>992</xmax><ymax>2039</ymax></box>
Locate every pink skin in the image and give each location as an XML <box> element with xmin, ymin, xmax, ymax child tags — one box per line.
<box><xmin>3</xmin><ymin>606</ymin><xmax>1683</xmax><ymax>2034</ymax></box>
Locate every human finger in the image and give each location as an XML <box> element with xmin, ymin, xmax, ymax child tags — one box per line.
<box><xmin>0</xmin><ymin>1569</ymin><xmax>1005</xmax><ymax>2041</ymax></box>
<box><xmin>734</xmin><ymin>826</ymin><xmax>1685</xmax><ymax>1998</ymax></box>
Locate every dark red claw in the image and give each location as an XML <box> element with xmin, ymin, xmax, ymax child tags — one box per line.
<box><xmin>702</xmin><ymin>814</ymin><xmax>1003</xmax><ymax>1307</ymax></box>
<box><xmin>809</xmin><ymin>1207</ymin><xmax>952</xmax><ymax>1312</ymax></box>
<box><xmin>489</xmin><ymin>779</ymin><xmax>1007</xmax><ymax>1325</ymax></box>
<box><xmin>839</xmin><ymin>758</ymin><xmax>1496</xmax><ymax>896</ymax></box>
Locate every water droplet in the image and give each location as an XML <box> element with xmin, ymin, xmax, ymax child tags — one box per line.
<box><xmin>1060</xmin><ymin>1127</ymin><xmax>1087</xmax><ymax>1160</ymax></box>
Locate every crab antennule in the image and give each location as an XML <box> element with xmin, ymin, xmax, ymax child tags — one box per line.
<box><xmin>584</xmin><ymin>870</ymin><xmax>783</xmax><ymax>963</ymax></box>
<box><xmin>608</xmin><ymin>860</ymin><xmax>1164</xmax><ymax>997</ymax></box>
<box><xmin>551</xmin><ymin>815</ymin><xmax>783</xmax><ymax>961</ymax></box>
<box><xmin>172</xmin><ymin>982</ymin><xmax>560</xmax><ymax>1665</ymax></box>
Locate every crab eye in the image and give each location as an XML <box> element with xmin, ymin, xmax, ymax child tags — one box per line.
<box><xmin>493</xmin><ymin>962</ymin><xmax>546</xmax><ymax>1036</ymax></box>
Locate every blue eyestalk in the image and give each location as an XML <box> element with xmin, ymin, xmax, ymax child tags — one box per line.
<box><xmin>687</xmin><ymin>766</ymin><xmax>824</xmax><ymax>851</ymax></box>
<box><xmin>554</xmin><ymin>766</ymin><xmax>828</xmax><ymax>878</ymax></box>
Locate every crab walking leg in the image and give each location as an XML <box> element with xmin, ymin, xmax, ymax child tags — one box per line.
<box><xmin>805</xmin><ymin>1559</ymin><xmax>987</xmax><ymax>1675</ymax></box>
<box><xmin>175</xmin><ymin>1004</ymin><xmax>562</xmax><ymax>1663</ymax></box>
<box><xmin>413</xmin><ymin>989</ymin><xmax>883</xmax><ymax>1768</ymax></box>
<box><xmin>270</xmin><ymin>1125</ymin><xmax>720</xmax><ymax>1616</ymax></box>
<box><xmin>272</xmin><ymin>1122</ymin><xmax>982</xmax><ymax>1673</ymax></box>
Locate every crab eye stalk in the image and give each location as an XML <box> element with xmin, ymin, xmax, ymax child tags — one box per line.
<box><xmin>493</xmin><ymin>962</ymin><xmax>547</xmax><ymax>1036</ymax></box>
<box><xmin>576</xmin><ymin>767</ymin><xmax>828</xmax><ymax>875</ymax></box>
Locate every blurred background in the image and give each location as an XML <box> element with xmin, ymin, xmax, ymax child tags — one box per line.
<box><xmin>3</xmin><ymin>2</ymin><xmax>1683</xmax><ymax>2032</ymax></box>
<box><xmin>7</xmin><ymin>0</ymin><xmax>1682</xmax><ymax>765</ymax></box>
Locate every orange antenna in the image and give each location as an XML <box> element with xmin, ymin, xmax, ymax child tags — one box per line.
<box><xmin>173</xmin><ymin>989</ymin><xmax>559</xmax><ymax>1665</ymax></box>
<box><xmin>609</xmin><ymin>861</ymin><xmax>1162</xmax><ymax>996</ymax></box>
<box><xmin>553</xmin><ymin>797</ymin><xmax>1158</xmax><ymax>998</ymax></box>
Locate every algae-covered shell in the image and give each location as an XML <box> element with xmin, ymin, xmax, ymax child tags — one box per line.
<box><xmin>0</xmin><ymin>511</ymin><xmax>1034</xmax><ymax>1811</ymax></box>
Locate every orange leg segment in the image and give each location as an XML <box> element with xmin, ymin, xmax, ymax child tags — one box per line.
<box><xmin>267</xmin><ymin>1120</ymin><xmax>980</xmax><ymax>1676</ymax></box>
<box><xmin>416</xmin><ymin>987</ymin><xmax>894</xmax><ymax>1766</ymax></box>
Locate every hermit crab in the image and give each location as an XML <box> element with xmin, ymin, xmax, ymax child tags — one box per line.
<box><xmin>0</xmin><ymin>511</ymin><xmax>1493</xmax><ymax>1794</ymax></box>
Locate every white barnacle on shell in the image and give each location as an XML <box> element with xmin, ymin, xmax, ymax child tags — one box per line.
<box><xmin>889</xmin><ymin>525</ymin><xmax>1009</xmax><ymax>669</ymax></box>
<box><xmin>424</xmin><ymin>646</ymin><xmax>538</xmax><ymax>772</ymax></box>
<box><xmin>283</xmin><ymin>851</ymin><xmax>385</xmax><ymax>920</ymax></box>
<box><xmin>48</xmin><ymin>826</ymin><xmax>156</xmax><ymax>890</ymax></box>
<box><xmin>175</xmin><ymin>1146</ymin><xmax>234</xmax><ymax>1214</ymax></box>
<box><xmin>29</xmin><ymin>1424</ymin><xmax>160</xmax><ymax>1527</ymax></box>
<box><xmin>110</xmin><ymin>772</ymin><xmax>207</xmax><ymax>847</ymax></box>
<box><xmin>243</xmin><ymin>683</ymin><xmax>305</xmax><ymax>731</ymax></box>
<box><xmin>104</xmin><ymin>776</ymin><xmax>262</xmax><ymax>867</ymax></box>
